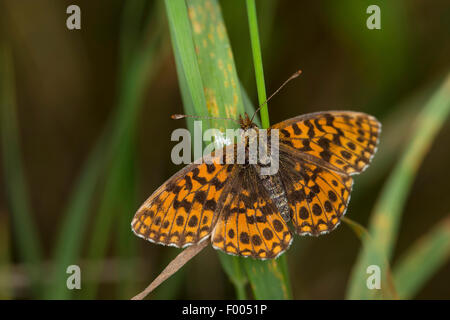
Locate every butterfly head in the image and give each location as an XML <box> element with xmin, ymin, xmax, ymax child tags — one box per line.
<box><xmin>239</xmin><ymin>112</ymin><xmax>258</xmax><ymax>130</ymax></box>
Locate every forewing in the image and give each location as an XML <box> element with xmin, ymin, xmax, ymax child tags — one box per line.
<box><xmin>131</xmin><ymin>154</ymin><xmax>235</xmax><ymax>248</ymax></box>
<box><xmin>272</xmin><ymin>111</ymin><xmax>381</xmax><ymax>175</ymax></box>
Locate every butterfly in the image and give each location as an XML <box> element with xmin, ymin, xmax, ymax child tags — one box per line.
<box><xmin>131</xmin><ymin>111</ymin><xmax>381</xmax><ymax>259</ymax></box>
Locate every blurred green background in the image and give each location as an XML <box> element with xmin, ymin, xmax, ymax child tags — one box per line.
<box><xmin>0</xmin><ymin>0</ymin><xmax>449</xmax><ymax>299</ymax></box>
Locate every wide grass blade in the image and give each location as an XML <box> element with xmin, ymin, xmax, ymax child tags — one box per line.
<box><xmin>187</xmin><ymin>0</ymin><xmax>246</xmax><ymax>124</ymax></box>
<box><xmin>166</xmin><ymin>0</ymin><xmax>291</xmax><ymax>299</ymax></box>
<box><xmin>165</xmin><ymin>0</ymin><xmax>209</xmax><ymax>128</ymax></box>
<box><xmin>242</xmin><ymin>258</ymin><xmax>291</xmax><ymax>299</ymax></box>
<box><xmin>166</xmin><ymin>0</ymin><xmax>248</xmax><ymax>298</ymax></box>
<box><xmin>347</xmin><ymin>72</ymin><xmax>450</xmax><ymax>299</ymax></box>
<box><xmin>0</xmin><ymin>44</ymin><xmax>43</xmax><ymax>297</ymax></box>
<box><xmin>218</xmin><ymin>253</ymin><xmax>247</xmax><ymax>300</ymax></box>
<box><xmin>393</xmin><ymin>216</ymin><xmax>450</xmax><ymax>299</ymax></box>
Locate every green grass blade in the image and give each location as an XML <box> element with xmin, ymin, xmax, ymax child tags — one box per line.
<box><xmin>166</xmin><ymin>0</ymin><xmax>248</xmax><ymax>298</ymax></box>
<box><xmin>221</xmin><ymin>0</ymin><xmax>278</xmax><ymax>99</ymax></box>
<box><xmin>115</xmin><ymin>141</ymin><xmax>139</xmax><ymax>299</ymax></box>
<box><xmin>0</xmin><ymin>44</ymin><xmax>43</xmax><ymax>297</ymax></box>
<box><xmin>165</xmin><ymin>0</ymin><xmax>209</xmax><ymax>123</ymax></box>
<box><xmin>240</xmin><ymin>81</ymin><xmax>260</xmax><ymax>127</ymax></box>
<box><xmin>45</xmin><ymin>6</ymin><xmax>166</xmax><ymax>299</ymax></box>
<box><xmin>393</xmin><ymin>216</ymin><xmax>450</xmax><ymax>299</ymax></box>
<box><xmin>347</xmin><ymin>73</ymin><xmax>450</xmax><ymax>299</ymax></box>
<box><xmin>118</xmin><ymin>0</ymin><xmax>149</xmax><ymax>75</ymax></box>
<box><xmin>246</xmin><ymin>0</ymin><xmax>269</xmax><ymax>128</ymax></box>
<box><xmin>342</xmin><ymin>217</ymin><xmax>369</xmax><ymax>240</ymax></box>
<box><xmin>218</xmin><ymin>253</ymin><xmax>247</xmax><ymax>300</ymax></box>
<box><xmin>82</xmin><ymin>3</ymin><xmax>166</xmax><ymax>299</ymax></box>
<box><xmin>0</xmin><ymin>210</ymin><xmax>12</xmax><ymax>299</ymax></box>
<box><xmin>188</xmin><ymin>0</ymin><xmax>246</xmax><ymax>123</ymax></box>
<box><xmin>45</xmin><ymin>125</ymin><xmax>109</xmax><ymax>300</ymax></box>
<box><xmin>166</xmin><ymin>0</ymin><xmax>291</xmax><ymax>300</ymax></box>
<box><xmin>243</xmin><ymin>0</ymin><xmax>292</xmax><ymax>299</ymax></box>
<box><xmin>82</xmin><ymin>137</ymin><xmax>137</xmax><ymax>299</ymax></box>
<box><xmin>242</xmin><ymin>258</ymin><xmax>291</xmax><ymax>299</ymax></box>
<box><xmin>343</xmin><ymin>217</ymin><xmax>398</xmax><ymax>299</ymax></box>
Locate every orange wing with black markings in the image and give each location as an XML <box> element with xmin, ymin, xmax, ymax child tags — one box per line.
<box><xmin>131</xmin><ymin>157</ymin><xmax>234</xmax><ymax>248</ymax></box>
<box><xmin>272</xmin><ymin>111</ymin><xmax>381</xmax><ymax>175</ymax></box>
<box><xmin>274</xmin><ymin>111</ymin><xmax>381</xmax><ymax>235</ymax></box>
<box><xmin>278</xmin><ymin>145</ymin><xmax>353</xmax><ymax>235</ymax></box>
<box><xmin>211</xmin><ymin>165</ymin><xmax>293</xmax><ymax>259</ymax></box>
<box><xmin>132</xmin><ymin>110</ymin><xmax>381</xmax><ymax>258</ymax></box>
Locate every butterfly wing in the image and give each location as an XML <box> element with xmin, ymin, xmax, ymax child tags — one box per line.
<box><xmin>272</xmin><ymin>111</ymin><xmax>381</xmax><ymax>175</ymax></box>
<box><xmin>211</xmin><ymin>165</ymin><xmax>293</xmax><ymax>259</ymax></box>
<box><xmin>131</xmin><ymin>151</ymin><xmax>235</xmax><ymax>248</ymax></box>
<box><xmin>278</xmin><ymin>144</ymin><xmax>353</xmax><ymax>235</ymax></box>
<box><xmin>273</xmin><ymin>111</ymin><xmax>381</xmax><ymax>235</ymax></box>
<box><xmin>133</xmin><ymin>111</ymin><xmax>381</xmax><ymax>252</ymax></box>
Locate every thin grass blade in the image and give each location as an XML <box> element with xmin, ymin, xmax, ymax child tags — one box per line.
<box><xmin>82</xmin><ymin>2</ymin><xmax>166</xmax><ymax>299</ymax></box>
<box><xmin>0</xmin><ymin>212</ymin><xmax>12</xmax><ymax>299</ymax></box>
<box><xmin>347</xmin><ymin>73</ymin><xmax>450</xmax><ymax>299</ymax></box>
<box><xmin>243</xmin><ymin>0</ymin><xmax>292</xmax><ymax>299</ymax></box>
<box><xmin>45</xmin><ymin>5</ymin><xmax>166</xmax><ymax>299</ymax></box>
<box><xmin>393</xmin><ymin>216</ymin><xmax>450</xmax><ymax>299</ymax></box>
<box><xmin>0</xmin><ymin>44</ymin><xmax>43</xmax><ymax>297</ymax></box>
<box><xmin>343</xmin><ymin>217</ymin><xmax>398</xmax><ymax>299</ymax></box>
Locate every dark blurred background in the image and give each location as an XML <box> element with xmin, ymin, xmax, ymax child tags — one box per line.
<box><xmin>0</xmin><ymin>0</ymin><xmax>449</xmax><ymax>299</ymax></box>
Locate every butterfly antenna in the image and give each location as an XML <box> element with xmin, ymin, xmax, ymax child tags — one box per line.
<box><xmin>171</xmin><ymin>114</ymin><xmax>240</xmax><ymax>125</ymax></box>
<box><xmin>250</xmin><ymin>69</ymin><xmax>303</xmax><ymax>123</ymax></box>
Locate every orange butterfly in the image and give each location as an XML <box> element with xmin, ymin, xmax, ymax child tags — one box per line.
<box><xmin>131</xmin><ymin>111</ymin><xmax>381</xmax><ymax>259</ymax></box>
